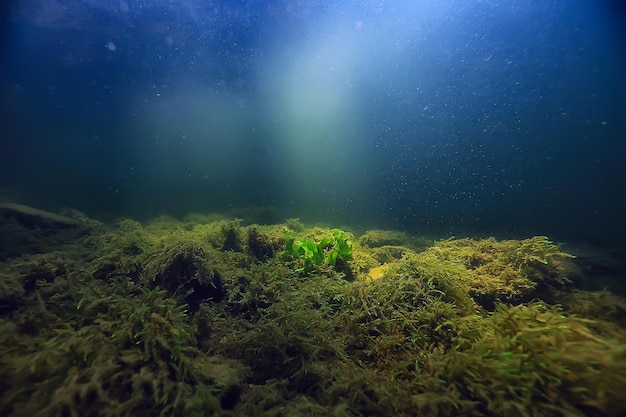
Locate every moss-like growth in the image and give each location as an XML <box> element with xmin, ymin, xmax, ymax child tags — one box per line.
<box><xmin>1</xmin><ymin>210</ymin><xmax>624</xmax><ymax>417</ymax></box>
<box><xmin>0</xmin><ymin>283</ymin><xmax>244</xmax><ymax>417</ymax></box>
<box><xmin>370</xmin><ymin>244</ymin><xmax>411</xmax><ymax>264</ymax></box>
<box><xmin>284</xmin><ymin>217</ymin><xmax>306</xmax><ymax>232</ymax></box>
<box><xmin>384</xmin><ymin>250</ymin><xmax>477</xmax><ymax>315</ymax></box>
<box><xmin>221</xmin><ymin>219</ymin><xmax>243</xmax><ymax>252</ymax></box>
<box><xmin>427</xmin><ymin>236</ymin><xmax>576</xmax><ymax>308</ymax></box>
<box><xmin>143</xmin><ymin>240</ymin><xmax>225</xmax><ymax>312</ymax></box>
<box><xmin>245</xmin><ymin>225</ymin><xmax>289</xmax><ymax>262</ymax></box>
<box><xmin>441</xmin><ymin>303</ymin><xmax>626</xmax><ymax>416</ymax></box>
<box><xmin>562</xmin><ymin>289</ymin><xmax>626</xmax><ymax>333</ymax></box>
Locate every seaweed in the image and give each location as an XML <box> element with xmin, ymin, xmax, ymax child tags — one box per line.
<box><xmin>0</xmin><ymin>282</ymin><xmax>244</xmax><ymax>417</ymax></box>
<box><xmin>427</xmin><ymin>236</ymin><xmax>577</xmax><ymax>309</ymax></box>
<box><xmin>282</xmin><ymin>228</ymin><xmax>353</xmax><ymax>274</ymax></box>
<box><xmin>1</xmin><ymin>209</ymin><xmax>625</xmax><ymax>417</ymax></box>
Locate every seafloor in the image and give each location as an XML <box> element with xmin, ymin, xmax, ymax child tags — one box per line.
<box><xmin>0</xmin><ymin>203</ymin><xmax>625</xmax><ymax>417</ymax></box>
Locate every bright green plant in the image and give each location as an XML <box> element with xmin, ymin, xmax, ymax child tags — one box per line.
<box><xmin>282</xmin><ymin>229</ymin><xmax>353</xmax><ymax>273</ymax></box>
<box><xmin>326</xmin><ymin>229</ymin><xmax>353</xmax><ymax>266</ymax></box>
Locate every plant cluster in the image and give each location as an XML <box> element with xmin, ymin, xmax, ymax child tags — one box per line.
<box><xmin>281</xmin><ymin>228</ymin><xmax>353</xmax><ymax>273</ymax></box>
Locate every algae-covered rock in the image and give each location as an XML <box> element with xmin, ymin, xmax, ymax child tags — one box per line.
<box><xmin>358</xmin><ymin>229</ymin><xmax>432</xmax><ymax>252</ymax></box>
<box><xmin>562</xmin><ymin>289</ymin><xmax>626</xmax><ymax>331</ymax></box>
<box><xmin>359</xmin><ymin>229</ymin><xmax>408</xmax><ymax>247</ymax></box>
<box><xmin>370</xmin><ymin>245</ymin><xmax>411</xmax><ymax>264</ymax></box>
<box><xmin>426</xmin><ymin>236</ymin><xmax>576</xmax><ymax>308</ymax></box>
<box><xmin>0</xmin><ymin>266</ymin><xmax>24</xmax><ymax>315</ymax></box>
<box><xmin>0</xmin><ymin>285</ymin><xmax>246</xmax><ymax>417</ymax></box>
<box><xmin>245</xmin><ymin>225</ymin><xmax>288</xmax><ymax>262</ymax></box>
<box><xmin>0</xmin><ymin>203</ymin><xmax>97</xmax><ymax>260</ymax></box>
<box><xmin>143</xmin><ymin>240</ymin><xmax>225</xmax><ymax>311</ymax></box>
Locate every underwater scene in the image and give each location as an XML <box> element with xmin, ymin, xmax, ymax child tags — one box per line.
<box><xmin>1</xmin><ymin>1</ymin><xmax>625</xmax><ymax>416</ymax></box>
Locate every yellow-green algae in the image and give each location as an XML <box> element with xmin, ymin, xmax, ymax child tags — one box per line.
<box><xmin>0</xmin><ymin>214</ymin><xmax>625</xmax><ymax>417</ymax></box>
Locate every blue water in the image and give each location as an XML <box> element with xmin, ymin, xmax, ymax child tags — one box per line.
<box><xmin>1</xmin><ymin>0</ymin><xmax>625</xmax><ymax>245</ymax></box>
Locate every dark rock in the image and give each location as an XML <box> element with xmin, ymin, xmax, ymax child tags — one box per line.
<box><xmin>0</xmin><ymin>203</ymin><xmax>94</xmax><ymax>260</ymax></box>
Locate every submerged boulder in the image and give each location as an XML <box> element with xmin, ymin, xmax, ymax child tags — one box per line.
<box><xmin>0</xmin><ymin>203</ymin><xmax>96</xmax><ymax>260</ymax></box>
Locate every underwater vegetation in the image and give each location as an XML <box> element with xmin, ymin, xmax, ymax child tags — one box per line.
<box><xmin>282</xmin><ymin>228</ymin><xmax>353</xmax><ymax>273</ymax></box>
<box><xmin>0</xmin><ymin>207</ymin><xmax>625</xmax><ymax>416</ymax></box>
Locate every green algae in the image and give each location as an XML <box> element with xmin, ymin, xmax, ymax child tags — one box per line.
<box><xmin>0</xmin><ymin>213</ymin><xmax>625</xmax><ymax>417</ymax></box>
<box><xmin>282</xmin><ymin>228</ymin><xmax>353</xmax><ymax>274</ymax></box>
